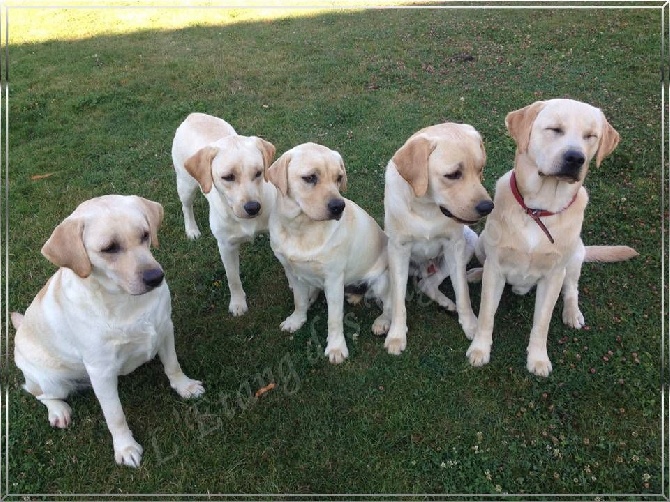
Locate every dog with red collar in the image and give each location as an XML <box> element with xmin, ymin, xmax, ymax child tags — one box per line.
<box><xmin>466</xmin><ymin>99</ymin><xmax>637</xmax><ymax>377</ymax></box>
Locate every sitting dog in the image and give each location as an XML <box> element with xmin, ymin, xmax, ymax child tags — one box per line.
<box><xmin>266</xmin><ymin>142</ymin><xmax>391</xmax><ymax>364</ymax></box>
<box><xmin>11</xmin><ymin>195</ymin><xmax>204</xmax><ymax>467</ymax></box>
<box><xmin>383</xmin><ymin>123</ymin><xmax>494</xmax><ymax>355</ymax></box>
<box><xmin>172</xmin><ymin>112</ymin><xmax>276</xmax><ymax>315</ymax></box>
<box><xmin>466</xmin><ymin>99</ymin><xmax>638</xmax><ymax>376</ymax></box>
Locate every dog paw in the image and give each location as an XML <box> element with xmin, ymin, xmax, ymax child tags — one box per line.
<box><xmin>459</xmin><ymin>312</ymin><xmax>478</xmax><ymax>340</ymax></box>
<box><xmin>185</xmin><ymin>226</ymin><xmax>201</xmax><ymax>240</ymax></box>
<box><xmin>466</xmin><ymin>267</ymin><xmax>483</xmax><ymax>283</ymax></box>
<box><xmin>325</xmin><ymin>342</ymin><xmax>349</xmax><ymax>364</ymax></box>
<box><xmin>280</xmin><ymin>313</ymin><xmax>307</xmax><ymax>333</ymax></box>
<box><xmin>114</xmin><ymin>438</ymin><xmax>143</xmax><ymax>468</ymax></box>
<box><xmin>436</xmin><ymin>295</ymin><xmax>457</xmax><ymax>312</ymax></box>
<box><xmin>47</xmin><ymin>400</ymin><xmax>72</xmax><ymax>429</ymax></box>
<box><xmin>228</xmin><ymin>298</ymin><xmax>248</xmax><ymax>316</ymax></box>
<box><xmin>466</xmin><ymin>340</ymin><xmax>491</xmax><ymax>367</ymax></box>
<box><xmin>562</xmin><ymin>306</ymin><xmax>585</xmax><ymax>329</ymax></box>
<box><xmin>172</xmin><ymin>376</ymin><xmax>205</xmax><ymax>399</ymax></box>
<box><xmin>371</xmin><ymin>315</ymin><xmax>391</xmax><ymax>336</ymax></box>
<box><xmin>527</xmin><ymin>354</ymin><xmax>552</xmax><ymax>377</ymax></box>
<box><xmin>384</xmin><ymin>335</ymin><xmax>406</xmax><ymax>356</ymax></box>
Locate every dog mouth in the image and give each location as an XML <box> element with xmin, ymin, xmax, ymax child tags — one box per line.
<box><xmin>538</xmin><ymin>171</ymin><xmax>580</xmax><ymax>184</ymax></box>
<box><xmin>439</xmin><ymin>206</ymin><xmax>479</xmax><ymax>224</ymax></box>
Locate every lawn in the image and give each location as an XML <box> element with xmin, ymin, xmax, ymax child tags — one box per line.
<box><xmin>1</xmin><ymin>2</ymin><xmax>666</xmax><ymax>499</ymax></box>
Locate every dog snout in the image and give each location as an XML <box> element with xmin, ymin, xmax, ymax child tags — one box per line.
<box><xmin>244</xmin><ymin>201</ymin><xmax>261</xmax><ymax>217</ymax></box>
<box><xmin>558</xmin><ymin>149</ymin><xmax>586</xmax><ymax>180</ymax></box>
<box><xmin>327</xmin><ymin>198</ymin><xmax>346</xmax><ymax>220</ymax></box>
<box><xmin>142</xmin><ymin>268</ymin><xmax>165</xmax><ymax>289</ymax></box>
<box><xmin>475</xmin><ymin>200</ymin><xmax>494</xmax><ymax>217</ymax></box>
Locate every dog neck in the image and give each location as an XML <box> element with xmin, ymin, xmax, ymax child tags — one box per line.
<box><xmin>513</xmin><ymin>153</ymin><xmax>584</xmax><ymax>214</ymax></box>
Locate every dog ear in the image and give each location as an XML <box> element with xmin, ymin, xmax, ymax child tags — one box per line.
<box><xmin>41</xmin><ymin>217</ymin><xmax>91</xmax><ymax>278</ymax></box>
<box><xmin>505</xmin><ymin>101</ymin><xmax>546</xmax><ymax>153</ymax></box>
<box><xmin>266</xmin><ymin>152</ymin><xmax>291</xmax><ymax>196</ymax></box>
<box><xmin>135</xmin><ymin>196</ymin><xmax>164</xmax><ymax>247</ymax></box>
<box><xmin>392</xmin><ymin>135</ymin><xmax>434</xmax><ymax>197</ymax></box>
<box><xmin>336</xmin><ymin>152</ymin><xmax>348</xmax><ymax>193</ymax></box>
<box><xmin>595</xmin><ymin>113</ymin><xmax>620</xmax><ymax>167</ymax></box>
<box><xmin>254</xmin><ymin>137</ymin><xmax>276</xmax><ymax>171</ymax></box>
<box><xmin>184</xmin><ymin>146</ymin><xmax>218</xmax><ymax>194</ymax></box>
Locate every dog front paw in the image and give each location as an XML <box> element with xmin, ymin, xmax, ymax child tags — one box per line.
<box><xmin>527</xmin><ymin>349</ymin><xmax>552</xmax><ymax>377</ymax></box>
<box><xmin>46</xmin><ymin>400</ymin><xmax>72</xmax><ymax>429</ymax></box>
<box><xmin>280</xmin><ymin>313</ymin><xmax>307</xmax><ymax>332</ymax></box>
<box><xmin>459</xmin><ymin>312</ymin><xmax>478</xmax><ymax>340</ymax></box>
<box><xmin>384</xmin><ymin>327</ymin><xmax>407</xmax><ymax>356</ymax></box>
<box><xmin>114</xmin><ymin>437</ymin><xmax>143</xmax><ymax>468</ymax></box>
<box><xmin>371</xmin><ymin>314</ymin><xmax>391</xmax><ymax>336</ymax></box>
<box><xmin>185</xmin><ymin>227</ymin><xmax>201</xmax><ymax>240</ymax></box>
<box><xmin>325</xmin><ymin>342</ymin><xmax>349</xmax><ymax>364</ymax></box>
<box><xmin>229</xmin><ymin>297</ymin><xmax>248</xmax><ymax>316</ymax></box>
<box><xmin>562</xmin><ymin>305</ymin><xmax>585</xmax><ymax>329</ymax></box>
<box><xmin>466</xmin><ymin>339</ymin><xmax>491</xmax><ymax>367</ymax></box>
<box><xmin>172</xmin><ymin>376</ymin><xmax>205</xmax><ymax>399</ymax></box>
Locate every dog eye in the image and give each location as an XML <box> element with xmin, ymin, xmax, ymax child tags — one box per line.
<box><xmin>222</xmin><ymin>174</ymin><xmax>235</xmax><ymax>182</ymax></box>
<box><xmin>141</xmin><ymin>231</ymin><xmax>150</xmax><ymax>243</ymax></box>
<box><xmin>302</xmin><ymin>174</ymin><xmax>318</xmax><ymax>185</ymax></box>
<box><xmin>444</xmin><ymin>171</ymin><xmax>462</xmax><ymax>180</ymax></box>
<box><xmin>254</xmin><ymin>171</ymin><xmax>262</xmax><ymax>179</ymax></box>
<box><xmin>101</xmin><ymin>242</ymin><xmax>121</xmax><ymax>254</ymax></box>
<box><xmin>547</xmin><ymin>127</ymin><xmax>564</xmax><ymax>135</ymax></box>
<box><xmin>584</xmin><ymin>133</ymin><xmax>598</xmax><ymax>140</ymax></box>
<box><xmin>336</xmin><ymin>174</ymin><xmax>343</xmax><ymax>183</ymax></box>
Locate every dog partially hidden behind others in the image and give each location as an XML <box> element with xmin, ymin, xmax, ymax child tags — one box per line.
<box><xmin>11</xmin><ymin>195</ymin><xmax>204</xmax><ymax>468</ymax></box>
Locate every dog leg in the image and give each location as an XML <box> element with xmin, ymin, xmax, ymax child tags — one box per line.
<box><xmin>280</xmin><ymin>272</ymin><xmax>311</xmax><ymax>333</ymax></box>
<box><xmin>526</xmin><ymin>271</ymin><xmax>565</xmax><ymax>377</ymax></box>
<box><xmin>447</xmin><ymin>237</ymin><xmax>478</xmax><ymax>340</ymax></box>
<box><xmin>371</xmin><ymin>272</ymin><xmax>392</xmax><ymax>336</ymax></box>
<box><xmin>87</xmin><ymin>370</ymin><xmax>143</xmax><ymax>468</ymax></box>
<box><xmin>323</xmin><ymin>274</ymin><xmax>348</xmax><ymax>364</ymax></box>
<box><xmin>176</xmin><ymin>173</ymin><xmax>201</xmax><ymax>239</ymax></box>
<box><xmin>562</xmin><ymin>243</ymin><xmax>585</xmax><ymax>329</ymax></box>
<box><xmin>158</xmin><ymin>321</ymin><xmax>205</xmax><ymax>399</ymax></box>
<box><xmin>217</xmin><ymin>241</ymin><xmax>248</xmax><ymax>316</ymax></box>
<box><xmin>466</xmin><ymin>260</ymin><xmax>505</xmax><ymax>367</ymax></box>
<box><xmin>417</xmin><ymin>265</ymin><xmax>456</xmax><ymax>311</ymax></box>
<box><xmin>385</xmin><ymin>241</ymin><xmax>412</xmax><ymax>355</ymax></box>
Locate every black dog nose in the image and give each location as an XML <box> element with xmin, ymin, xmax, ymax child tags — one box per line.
<box><xmin>143</xmin><ymin>268</ymin><xmax>164</xmax><ymax>289</ymax></box>
<box><xmin>475</xmin><ymin>200</ymin><xmax>494</xmax><ymax>216</ymax></box>
<box><xmin>328</xmin><ymin>198</ymin><xmax>346</xmax><ymax>218</ymax></box>
<box><xmin>563</xmin><ymin>149</ymin><xmax>586</xmax><ymax>169</ymax></box>
<box><xmin>244</xmin><ymin>201</ymin><xmax>261</xmax><ymax>216</ymax></box>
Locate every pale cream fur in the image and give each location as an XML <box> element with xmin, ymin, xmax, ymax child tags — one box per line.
<box><xmin>11</xmin><ymin>195</ymin><xmax>204</xmax><ymax>468</ymax></box>
<box><xmin>466</xmin><ymin>99</ymin><xmax>637</xmax><ymax>377</ymax></box>
<box><xmin>266</xmin><ymin>142</ymin><xmax>391</xmax><ymax>364</ymax></box>
<box><xmin>171</xmin><ymin>112</ymin><xmax>277</xmax><ymax>316</ymax></box>
<box><xmin>383</xmin><ymin>123</ymin><xmax>493</xmax><ymax>355</ymax></box>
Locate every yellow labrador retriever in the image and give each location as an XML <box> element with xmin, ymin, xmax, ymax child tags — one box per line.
<box><xmin>466</xmin><ymin>99</ymin><xmax>638</xmax><ymax>377</ymax></box>
<box><xmin>384</xmin><ymin>123</ymin><xmax>493</xmax><ymax>355</ymax></box>
<box><xmin>11</xmin><ymin>195</ymin><xmax>204</xmax><ymax>467</ymax></box>
<box><xmin>266</xmin><ymin>142</ymin><xmax>391</xmax><ymax>364</ymax></box>
<box><xmin>172</xmin><ymin>112</ymin><xmax>276</xmax><ymax>315</ymax></box>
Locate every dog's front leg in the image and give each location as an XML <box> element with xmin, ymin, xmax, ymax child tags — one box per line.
<box><xmin>385</xmin><ymin>240</ymin><xmax>412</xmax><ymax>355</ymax></box>
<box><xmin>466</xmin><ymin>259</ymin><xmax>505</xmax><ymax>367</ymax></box>
<box><xmin>324</xmin><ymin>273</ymin><xmax>348</xmax><ymax>364</ymax></box>
<box><xmin>158</xmin><ymin>320</ymin><xmax>205</xmax><ymax>398</ymax></box>
<box><xmin>280</xmin><ymin>270</ymin><xmax>311</xmax><ymax>333</ymax></box>
<box><xmin>561</xmin><ymin>242</ymin><xmax>586</xmax><ymax>329</ymax></box>
<box><xmin>526</xmin><ymin>270</ymin><xmax>565</xmax><ymax>377</ymax></box>
<box><xmin>446</xmin><ymin>237</ymin><xmax>478</xmax><ymax>340</ymax></box>
<box><xmin>217</xmin><ymin>241</ymin><xmax>248</xmax><ymax>316</ymax></box>
<box><xmin>87</xmin><ymin>369</ymin><xmax>142</xmax><ymax>468</ymax></box>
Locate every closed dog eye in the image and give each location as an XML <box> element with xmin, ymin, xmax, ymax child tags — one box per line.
<box><xmin>221</xmin><ymin>174</ymin><xmax>235</xmax><ymax>182</ymax></box>
<box><xmin>101</xmin><ymin>242</ymin><xmax>121</xmax><ymax>254</ymax></box>
<box><xmin>546</xmin><ymin>126</ymin><xmax>564</xmax><ymax>135</ymax></box>
<box><xmin>302</xmin><ymin>174</ymin><xmax>318</xmax><ymax>185</ymax></box>
<box><xmin>444</xmin><ymin>170</ymin><xmax>462</xmax><ymax>180</ymax></box>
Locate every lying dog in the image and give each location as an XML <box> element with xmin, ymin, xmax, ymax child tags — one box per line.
<box><xmin>466</xmin><ymin>99</ymin><xmax>638</xmax><ymax>376</ymax></box>
<box><xmin>172</xmin><ymin>112</ymin><xmax>276</xmax><ymax>315</ymax></box>
<box><xmin>266</xmin><ymin>142</ymin><xmax>391</xmax><ymax>363</ymax></box>
<box><xmin>383</xmin><ymin>123</ymin><xmax>493</xmax><ymax>355</ymax></box>
<box><xmin>11</xmin><ymin>195</ymin><xmax>204</xmax><ymax>467</ymax></box>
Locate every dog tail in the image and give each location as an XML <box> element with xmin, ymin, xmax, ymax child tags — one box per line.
<box><xmin>584</xmin><ymin>245</ymin><xmax>638</xmax><ymax>263</ymax></box>
<box><xmin>10</xmin><ymin>312</ymin><xmax>24</xmax><ymax>329</ymax></box>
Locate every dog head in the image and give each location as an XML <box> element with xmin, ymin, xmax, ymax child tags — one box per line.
<box><xmin>506</xmin><ymin>99</ymin><xmax>620</xmax><ymax>183</ymax></box>
<box><xmin>266</xmin><ymin>142</ymin><xmax>348</xmax><ymax>221</ymax></box>
<box><xmin>391</xmin><ymin>123</ymin><xmax>493</xmax><ymax>224</ymax></box>
<box><xmin>184</xmin><ymin>135</ymin><xmax>275</xmax><ymax>219</ymax></box>
<box><xmin>41</xmin><ymin>195</ymin><xmax>166</xmax><ymax>295</ymax></box>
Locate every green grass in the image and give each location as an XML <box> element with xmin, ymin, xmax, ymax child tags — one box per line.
<box><xmin>2</xmin><ymin>3</ymin><xmax>666</xmax><ymax>499</ymax></box>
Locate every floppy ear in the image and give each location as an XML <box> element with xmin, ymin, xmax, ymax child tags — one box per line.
<box><xmin>505</xmin><ymin>101</ymin><xmax>546</xmax><ymax>153</ymax></box>
<box><xmin>595</xmin><ymin>113</ymin><xmax>620</xmax><ymax>167</ymax></box>
<box><xmin>254</xmin><ymin>137</ymin><xmax>276</xmax><ymax>171</ymax></box>
<box><xmin>41</xmin><ymin>217</ymin><xmax>91</xmax><ymax>278</ymax></box>
<box><xmin>479</xmin><ymin>137</ymin><xmax>487</xmax><ymax>165</ymax></box>
<box><xmin>266</xmin><ymin>152</ymin><xmax>291</xmax><ymax>196</ymax></box>
<box><xmin>184</xmin><ymin>146</ymin><xmax>218</xmax><ymax>194</ymax></box>
<box><xmin>135</xmin><ymin>196</ymin><xmax>164</xmax><ymax>247</ymax></box>
<box><xmin>336</xmin><ymin>152</ymin><xmax>348</xmax><ymax>193</ymax></box>
<box><xmin>391</xmin><ymin>135</ymin><xmax>434</xmax><ymax>197</ymax></box>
